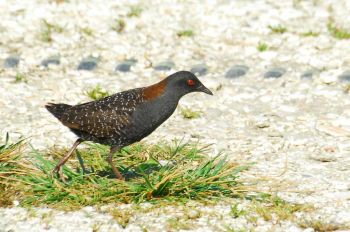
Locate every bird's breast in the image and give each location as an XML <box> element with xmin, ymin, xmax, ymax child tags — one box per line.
<box><xmin>128</xmin><ymin>96</ymin><xmax>178</xmax><ymax>140</ymax></box>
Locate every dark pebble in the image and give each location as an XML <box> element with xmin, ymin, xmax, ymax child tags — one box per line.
<box><xmin>264</xmin><ymin>67</ymin><xmax>286</xmax><ymax>78</ymax></box>
<box><xmin>115</xmin><ymin>59</ymin><xmax>137</xmax><ymax>72</ymax></box>
<box><xmin>338</xmin><ymin>71</ymin><xmax>350</xmax><ymax>82</ymax></box>
<box><xmin>190</xmin><ymin>64</ymin><xmax>208</xmax><ymax>76</ymax></box>
<box><xmin>77</xmin><ymin>57</ymin><xmax>98</xmax><ymax>71</ymax></box>
<box><xmin>301</xmin><ymin>70</ymin><xmax>313</xmax><ymax>79</ymax></box>
<box><xmin>301</xmin><ymin>69</ymin><xmax>319</xmax><ymax>79</ymax></box>
<box><xmin>225</xmin><ymin>65</ymin><xmax>249</xmax><ymax>78</ymax></box>
<box><xmin>4</xmin><ymin>55</ymin><xmax>20</xmax><ymax>68</ymax></box>
<box><xmin>154</xmin><ymin>61</ymin><xmax>175</xmax><ymax>71</ymax></box>
<box><xmin>41</xmin><ymin>56</ymin><xmax>60</xmax><ymax>67</ymax></box>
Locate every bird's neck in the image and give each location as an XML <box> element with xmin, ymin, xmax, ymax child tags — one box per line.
<box><xmin>143</xmin><ymin>78</ymin><xmax>185</xmax><ymax>104</ymax></box>
<box><xmin>142</xmin><ymin>78</ymin><xmax>168</xmax><ymax>101</ymax></box>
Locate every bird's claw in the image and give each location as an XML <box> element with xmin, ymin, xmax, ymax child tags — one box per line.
<box><xmin>116</xmin><ymin>175</ymin><xmax>125</xmax><ymax>181</ymax></box>
<box><xmin>113</xmin><ymin>169</ymin><xmax>125</xmax><ymax>181</ymax></box>
<box><xmin>52</xmin><ymin>165</ymin><xmax>67</xmax><ymax>183</ymax></box>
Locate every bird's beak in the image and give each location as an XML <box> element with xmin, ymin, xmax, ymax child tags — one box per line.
<box><xmin>197</xmin><ymin>85</ymin><xmax>213</xmax><ymax>95</ymax></box>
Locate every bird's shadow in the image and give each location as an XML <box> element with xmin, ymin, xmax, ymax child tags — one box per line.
<box><xmin>76</xmin><ymin>163</ymin><xmax>161</xmax><ymax>181</ymax></box>
<box><xmin>75</xmin><ymin>151</ymin><xmax>162</xmax><ymax>181</ymax></box>
<box><xmin>97</xmin><ymin>163</ymin><xmax>161</xmax><ymax>181</ymax></box>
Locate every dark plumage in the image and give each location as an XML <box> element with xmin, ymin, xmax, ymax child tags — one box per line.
<box><xmin>46</xmin><ymin>71</ymin><xmax>213</xmax><ymax>182</ymax></box>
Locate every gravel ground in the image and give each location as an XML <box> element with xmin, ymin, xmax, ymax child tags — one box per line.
<box><xmin>1</xmin><ymin>0</ymin><xmax>350</xmax><ymax>231</ymax></box>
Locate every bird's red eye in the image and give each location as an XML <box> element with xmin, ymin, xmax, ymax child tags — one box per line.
<box><xmin>187</xmin><ymin>79</ymin><xmax>195</xmax><ymax>86</ymax></box>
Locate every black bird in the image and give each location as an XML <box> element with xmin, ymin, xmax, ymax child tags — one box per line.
<box><xmin>46</xmin><ymin>71</ymin><xmax>213</xmax><ymax>182</ymax></box>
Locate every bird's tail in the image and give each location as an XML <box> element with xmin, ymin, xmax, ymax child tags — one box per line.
<box><xmin>45</xmin><ymin>103</ymin><xmax>71</xmax><ymax>120</ymax></box>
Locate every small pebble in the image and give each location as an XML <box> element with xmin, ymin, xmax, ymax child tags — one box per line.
<box><xmin>4</xmin><ymin>55</ymin><xmax>20</xmax><ymax>68</ymax></box>
<box><xmin>309</xmin><ymin>152</ymin><xmax>337</xmax><ymax>162</ymax></box>
<box><xmin>115</xmin><ymin>59</ymin><xmax>137</xmax><ymax>72</ymax></box>
<box><xmin>77</xmin><ymin>57</ymin><xmax>98</xmax><ymax>71</ymax></box>
<box><xmin>338</xmin><ymin>70</ymin><xmax>350</xmax><ymax>82</ymax></box>
<box><xmin>225</xmin><ymin>65</ymin><xmax>249</xmax><ymax>78</ymax></box>
<box><xmin>264</xmin><ymin>67</ymin><xmax>286</xmax><ymax>78</ymax></box>
<box><xmin>41</xmin><ymin>56</ymin><xmax>60</xmax><ymax>67</ymax></box>
<box><xmin>154</xmin><ymin>61</ymin><xmax>175</xmax><ymax>71</ymax></box>
<box><xmin>301</xmin><ymin>70</ymin><xmax>314</xmax><ymax>79</ymax></box>
<box><xmin>190</xmin><ymin>64</ymin><xmax>208</xmax><ymax>76</ymax></box>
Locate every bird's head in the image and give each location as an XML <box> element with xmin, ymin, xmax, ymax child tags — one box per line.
<box><xmin>165</xmin><ymin>71</ymin><xmax>213</xmax><ymax>97</ymax></box>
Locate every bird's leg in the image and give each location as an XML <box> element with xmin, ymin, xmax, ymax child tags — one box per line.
<box><xmin>106</xmin><ymin>146</ymin><xmax>124</xmax><ymax>180</ymax></box>
<box><xmin>76</xmin><ymin>150</ymin><xmax>90</xmax><ymax>174</ymax></box>
<box><xmin>52</xmin><ymin>138</ymin><xmax>82</xmax><ymax>183</ymax></box>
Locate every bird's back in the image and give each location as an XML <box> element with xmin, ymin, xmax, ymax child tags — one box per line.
<box><xmin>46</xmin><ymin>88</ymin><xmax>145</xmax><ymax>145</ymax></box>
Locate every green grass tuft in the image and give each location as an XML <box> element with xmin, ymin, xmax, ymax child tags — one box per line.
<box><xmin>327</xmin><ymin>21</ymin><xmax>350</xmax><ymax>39</ymax></box>
<box><xmin>301</xmin><ymin>31</ymin><xmax>320</xmax><ymax>37</ymax></box>
<box><xmin>180</xmin><ymin>107</ymin><xmax>201</xmax><ymax>119</ymax></box>
<box><xmin>80</xmin><ymin>27</ymin><xmax>94</xmax><ymax>36</ymax></box>
<box><xmin>0</xmin><ymin>133</ymin><xmax>28</xmax><ymax>207</ymax></box>
<box><xmin>268</xmin><ymin>25</ymin><xmax>287</xmax><ymax>34</ymax></box>
<box><xmin>0</xmin><ymin>138</ymin><xmax>249</xmax><ymax>210</ymax></box>
<box><xmin>14</xmin><ymin>73</ymin><xmax>27</xmax><ymax>83</ymax></box>
<box><xmin>127</xmin><ymin>6</ymin><xmax>143</xmax><ymax>17</ymax></box>
<box><xmin>40</xmin><ymin>19</ymin><xmax>64</xmax><ymax>43</ymax></box>
<box><xmin>230</xmin><ymin>203</ymin><xmax>247</xmax><ymax>218</ymax></box>
<box><xmin>250</xmin><ymin>195</ymin><xmax>314</xmax><ymax>222</ymax></box>
<box><xmin>257</xmin><ymin>42</ymin><xmax>268</xmax><ymax>52</ymax></box>
<box><xmin>167</xmin><ymin>217</ymin><xmax>194</xmax><ymax>230</ymax></box>
<box><xmin>111</xmin><ymin>19</ymin><xmax>126</xmax><ymax>33</ymax></box>
<box><xmin>177</xmin><ymin>30</ymin><xmax>194</xmax><ymax>37</ymax></box>
<box><xmin>86</xmin><ymin>85</ymin><xmax>110</xmax><ymax>100</ymax></box>
<box><xmin>40</xmin><ymin>30</ymin><xmax>52</xmax><ymax>43</ymax></box>
<box><xmin>297</xmin><ymin>219</ymin><xmax>347</xmax><ymax>231</ymax></box>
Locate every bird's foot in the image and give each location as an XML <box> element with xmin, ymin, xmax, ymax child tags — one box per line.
<box><xmin>116</xmin><ymin>175</ymin><xmax>125</xmax><ymax>181</ymax></box>
<box><xmin>52</xmin><ymin>165</ymin><xmax>67</xmax><ymax>183</ymax></box>
<box><xmin>113</xmin><ymin>169</ymin><xmax>125</xmax><ymax>181</ymax></box>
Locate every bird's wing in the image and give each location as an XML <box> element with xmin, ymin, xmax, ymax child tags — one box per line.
<box><xmin>59</xmin><ymin>89</ymin><xmax>144</xmax><ymax>138</ymax></box>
